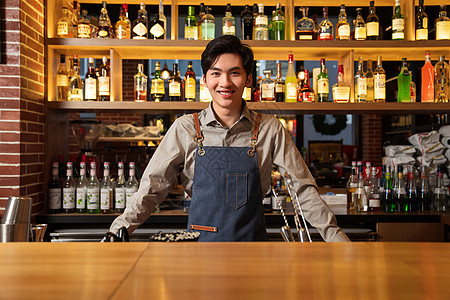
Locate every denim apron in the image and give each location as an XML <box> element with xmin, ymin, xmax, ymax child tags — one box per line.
<box><xmin>187</xmin><ymin>112</ymin><xmax>267</xmax><ymax>241</ymax></box>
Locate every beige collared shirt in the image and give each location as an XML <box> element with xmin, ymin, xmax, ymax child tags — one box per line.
<box><xmin>110</xmin><ymin>102</ymin><xmax>350</xmax><ymax>242</ymax></box>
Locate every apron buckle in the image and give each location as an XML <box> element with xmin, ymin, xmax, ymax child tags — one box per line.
<box><xmin>248</xmin><ymin>140</ymin><xmax>257</xmax><ymax>157</ymax></box>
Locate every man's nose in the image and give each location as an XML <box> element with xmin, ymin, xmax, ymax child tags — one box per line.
<box><xmin>219</xmin><ymin>74</ymin><xmax>232</xmax><ymax>86</ymax></box>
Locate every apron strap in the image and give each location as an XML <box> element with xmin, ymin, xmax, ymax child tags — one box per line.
<box><xmin>193</xmin><ymin>113</ymin><xmax>205</xmax><ymax>156</ymax></box>
<box><xmin>248</xmin><ymin>113</ymin><xmax>262</xmax><ymax>157</ymax></box>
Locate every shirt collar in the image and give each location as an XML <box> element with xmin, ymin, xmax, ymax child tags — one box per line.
<box><xmin>203</xmin><ymin>100</ymin><xmax>253</xmax><ymax>127</ymax></box>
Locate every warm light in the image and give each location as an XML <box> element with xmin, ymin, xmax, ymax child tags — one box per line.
<box><xmin>297</xmin><ymin>70</ymin><xmax>305</xmax><ymax>81</ymax></box>
<box><xmin>161</xmin><ymin>62</ymin><xmax>172</xmax><ymax>80</ymax></box>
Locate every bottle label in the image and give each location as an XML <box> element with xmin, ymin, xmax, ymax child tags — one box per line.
<box><xmin>416</xmin><ymin>28</ymin><xmax>428</xmax><ymax>40</ymax></box>
<box><xmin>369</xmin><ymin>197</ymin><xmax>380</xmax><ymax>208</ymax></box>
<box><xmin>85</xmin><ymin>78</ymin><xmax>97</xmax><ymax>100</ymax></box>
<box><xmin>436</xmin><ymin>21</ymin><xmax>450</xmax><ymax>40</ymax></box>
<box><xmin>223</xmin><ymin>25</ymin><xmax>235</xmax><ymax>35</ymax></box>
<box><xmin>150</xmin><ymin>23</ymin><xmax>164</xmax><ymax>38</ymax></box>
<box><xmin>68</xmin><ymin>88</ymin><xmax>83</xmax><ymax>101</ymax></box>
<box><xmin>357</xmin><ymin>78</ymin><xmax>367</xmax><ymax>97</ymax></box>
<box><xmin>272</xmin><ymin>195</ymin><xmax>286</xmax><ymax>210</ymax></box>
<box><xmin>185</xmin><ymin>26</ymin><xmax>198</xmax><ymax>40</ymax></box>
<box><xmin>338</xmin><ymin>25</ymin><xmax>350</xmax><ymax>39</ymax></box>
<box><xmin>116</xmin><ymin>25</ymin><xmax>128</xmax><ymax>39</ymax></box>
<box><xmin>263</xmin><ymin>196</ymin><xmax>271</xmax><ymax>205</ymax></box>
<box><xmin>392</xmin><ymin>19</ymin><xmax>404</xmax><ymax>31</ymax></box>
<box><xmin>366</xmin><ymin>22</ymin><xmax>379</xmax><ymax>37</ymax></box>
<box><xmin>87</xmin><ymin>188</ymin><xmax>99</xmax><ymax>209</ymax></box>
<box><xmin>286</xmin><ymin>82</ymin><xmax>297</xmax><ymax>101</ymax></box>
<box><xmin>185</xmin><ymin>77</ymin><xmax>196</xmax><ymax>100</ymax></box>
<box><xmin>98</xmin><ymin>29</ymin><xmax>108</xmax><ymax>37</ymax></box>
<box><xmin>169</xmin><ymin>81</ymin><xmax>181</xmax><ymax>96</ymax></box>
<box><xmin>115</xmin><ymin>187</ymin><xmax>125</xmax><ymax>209</ymax></box>
<box><xmin>299</xmin><ymin>34</ymin><xmax>313</xmax><ymax>40</ymax></box>
<box><xmin>126</xmin><ymin>187</ymin><xmax>138</xmax><ymax>206</ymax></box>
<box><xmin>63</xmin><ymin>187</ymin><xmax>75</xmax><ymax>209</ymax></box>
<box><xmin>333</xmin><ymin>86</ymin><xmax>350</xmax><ymax>103</ymax></box>
<box><xmin>255</xmin><ymin>16</ymin><xmax>268</xmax><ymax>26</ymax></box>
<box><xmin>261</xmin><ymin>82</ymin><xmax>275</xmax><ymax>99</ymax></box>
<box><xmin>57</xmin><ymin>74</ymin><xmax>69</xmax><ymax>87</ymax></box>
<box><xmin>202</xmin><ymin>22</ymin><xmax>215</xmax><ymax>40</ymax></box>
<box><xmin>319</xmin><ymin>32</ymin><xmax>331</xmax><ymax>40</ymax></box>
<box><xmin>355</xmin><ymin>27</ymin><xmax>367</xmax><ymax>40</ymax></box>
<box><xmin>392</xmin><ymin>32</ymin><xmax>404</xmax><ymax>40</ymax></box>
<box><xmin>275</xmin><ymin>82</ymin><xmax>284</xmax><ymax>93</ymax></box>
<box><xmin>78</xmin><ymin>24</ymin><xmax>91</xmax><ymax>38</ymax></box>
<box><xmin>100</xmin><ymin>188</ymin><xmax>111</xmax><ymax>210</ymax></box>
<box><xmin>76</xmin><ymin>187</ymin><xmax>86</xmax><ymax>209</ymax></box>
<box><xmin>98</xmin><ymin>76</ymin><xmax>110</xmax><ymax>96</ymax></box>
<box><xmin>318</xmin><ymin>78</ymin><xmax>329</xmax><ymax>94</ymax></box>
<box><xmin>57</xmin><ymin>21</ymin><xmax>69</xmax><ymax>36</ymax></box>
<box><xmin>152</xmin><ymin>79</ymin><xmax>165</xmax><ymax>94</ymax></box>
<box><xmin>374</xmin><ymin>74</ymin><xmax>386</xmax><ymax>100</ymax></box>
<box><xmin>133</xmin><ymin>22</ymin><xmax>148</xmax><ymax>38</ymax></box>
<box><xmin>301</xmin><ymin>91</ymin><xmax>315</xmax><ymax>102</ymax></box>
<box><xmin>49</xmin><ymin>188</ymin><xmax>61</xmax><ymax>210</ymax></box>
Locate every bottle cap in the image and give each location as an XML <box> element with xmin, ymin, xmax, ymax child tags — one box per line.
<box><xmin>338</xmin><ymin>65</ymin><xmax>344</xmax><ymax>73</ymax></box>
<box><xmin>67</xmin><ymin>162</ymin><xmax>73</xmax><ymax>167</ymax></box>
<box><xmin>118</xmin><ymin>162</ymin><xmax>124</xmax><ymax>168</ymax></box>
<box><xmin>288</xmin><ymin>54</ymin><xmax>293</xmax><ymax>62</ymax></box>
<box><xmin>104</xmin><ymin>162</ymin><xmax>110</xmax><ymax>168</ymax></box>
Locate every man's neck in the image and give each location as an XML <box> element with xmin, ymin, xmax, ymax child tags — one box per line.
<box><xmin>211</xmin><ymin>102</ymin><xmax>243</xmax><ymax>128</ymax></box>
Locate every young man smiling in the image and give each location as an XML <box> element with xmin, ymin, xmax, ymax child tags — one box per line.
<box><xmin>109</xmin><ymin>35</ymin><xmax>350</xmax><ymax>242</ymax></box>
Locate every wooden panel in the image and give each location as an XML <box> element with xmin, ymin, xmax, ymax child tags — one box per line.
<box><xmin>377</xmin><ymin>222</ymin><xmax>445</xmax><ymax>241</ymax></box>
<box><xmin>110</xmin><ymin>48</ymin><xmax>122</xmax><ymax>102</ymax></box>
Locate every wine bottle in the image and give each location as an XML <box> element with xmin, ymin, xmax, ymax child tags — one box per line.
<box><xmin>48</xmin><ymin>162</ymin><xmax>62</xmax><ymax>214</ymax></box>
<box><xmin>285</xmin><ymin>54</ymin><xmax>297</xmax><ymax>102</ymax></box>
<box><xmin>62</xmin><ymin>162</ymin><xmax>76</xmax><ymax>213</ymax></box>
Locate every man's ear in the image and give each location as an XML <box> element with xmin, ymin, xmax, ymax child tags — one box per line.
<box><xmin>246</xmin><ymin>74</ymin><xmax>253</xmax><ymax>88</ymax></box>
<box><xmin>202</xmin><ymin>75</ymin><xmax>207</xmax><ymax>89</ymax></box>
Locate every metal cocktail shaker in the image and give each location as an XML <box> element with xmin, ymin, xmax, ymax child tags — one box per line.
<box><xmin>0</xmin><ymin>196</ymin><xmax>33</xmax><ymax>242</ymax></box>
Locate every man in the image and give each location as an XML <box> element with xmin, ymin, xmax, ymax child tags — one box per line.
<box><xmin>109</xmin><ymin>35</ymin><xmax>350</xmax><ymax>242</ymax></box>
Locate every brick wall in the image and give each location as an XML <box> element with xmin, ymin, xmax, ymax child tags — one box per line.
<box><xmin>361</xmin><ymin>114</ymin><xmax>383</xmax><ymax>166</ymax></box>
<box><xmin>0</xmin><ymin>0</ymin><xmax>45</xmax><ymax>217</ymax></box>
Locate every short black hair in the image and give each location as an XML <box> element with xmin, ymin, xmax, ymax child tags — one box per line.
<box><xmin>201</xmin><ymin>35</ymin><xmax>254</xmax><ymax>76</ymax></box>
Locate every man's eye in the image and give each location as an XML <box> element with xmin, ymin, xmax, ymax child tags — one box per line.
<box><xmin>231</xmin><ymin>71</ymin><xmax>240</xmax><ymax>76</ymax></box>
<box><xmin>211</xmin><ymin>72</ymin><xmax>220</xmax><ymax>76</ymax></box>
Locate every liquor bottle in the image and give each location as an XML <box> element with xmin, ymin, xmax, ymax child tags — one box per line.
<box><xmin>57</xmin><ymin>7</ymin><xmax>70</xmax><ymax>38</ymax></box>
<box><xmin>415</xmin><ymin>0</ymin><xmax>428</xmax><ymax>41</ymax></box>
<box><xmin>397</xmin><ymin>58</ymin><xmax>411</xmax><ymax>102</ymax></box>
<box><xmin>68</xmin><ymin>55</ymin><xmax>83</xmax><ymax>101</ymax></box>
<box><xmin>272</xmin><ymin>179</ymin><xmax>287</xmax><ymax>213</ymax></box>
<box><xmin>100</xmin><ymin>162</ymin><xmax>113</xmax><ymax>214</ymax></box>
<box><xmin>275</xmin><ymin>63</ymin><xmax>285</xmax><ymax>102</ymax></box>
<box><xmin>406</xmin><ymin>165</ymin><xmax>418</xmax><ymax>211</ymax></box>
<box><xmin>346</xmin><ymin>165</ymin><xmax>357</xmax><ymax>211</ymax></box>
<box><xmin>260</xmin><ymin>70</ymin><xmax>275</xmax><ymax>102</ymax></box>
<box><xmin>123</xmin><ymin>3</ymin><xmax>131</xmax><ymax>31</ymax></box>
<box><xmin>87</xmin><ymin>162</ymin><xmax>100</xmax><ymax>214</ymax></box>
<box><xmin>115</xmin><ymin>162</ymin><xmax>126</xmax><ymax>213</ymax></box>
<box><xmin>125</xmin><ymin>162</ymin><xmax>139</xmax><ymax>207</ymax></box>
<box><xmin>253</xmin><ymin>76</ymin><xmax>262</xmax><ymax>102</ymax></box>
<box><xmin>374</xmin><ymin>56</ymin><xmax>386</xmax><ymax>102</ymax></box>
<box><xmin>70</xmin><ymin>1</ymin><xmax>80</xmax><ymax>38</ymax></box>
<box><xmin>62</xmin><ymin>162</ymin><xmax>76</xmax><ymax>213</ymax></box>
<box><xmin>368</xmin><ymin>167</ymin><xmax>381</xmax><ymax>212</ymax></box>
<box><xmin>355</xmin><ymin>165</ymin><xmax>367</xmax><ymax>212</ymax></box>
<box><xmin>132</xmin><ymin>3</ymin><xmax>148</xmax><ymax>39</ymax></box>
<box><xmin>332</xmin><ymin>65</ymin><xmax>350</xmax><ymax>103</ymax></box>
<box><xmin>435</xmin><ymin>5</ymin><xmax>450</xmax><ymax>40</ymax></box>
<box><xmin>185</xmin><ymin>6</ymin><xmax>198</xmax><ymax>40</ymax></box>
<box><xmin>269</xmin><ymin>3</ymin><xmax>285</xmax><ymax>40</ymax></box>
<box><xmin>411</xmin><ymin>78</ymin><xmax>417</xmax><ymax>102</ymax></box>
<box><xmin>241</xmin><ymin>4</ymin><xmax>253</xmax><ymax>40</ymax></box>
<box><xmin>134</xmin><ymin>63</ymin><xmax>148</xmax><ymax>102</ymax></box>
<box><xmin>417</xmin><ymin>165</ymin><xmax>431</xmax><ymax>211</ymax></box>
<box><xmin>201</xmin><ymin>6</ymin><xmax>215</xmax><ymax>40</ymax></box>
<box><xmin>149</xmin><ymin>14</ymin><xmax>165</xmax><ymax>39</ymax></box>
<box><xmin>158</xmin><ymin>0</ymin><xmax>167</xmax><ymax>38</ymax></box>
<box><xmin>85</xmin><ymin>57</ymin><xmax>98</xmax><ymax>101</ymax></box>
<box><xmin>336</xmin><ymin>4</ymin><xmax>350</xmax><ymax>41</ymax></box>
<box><xmin>263</xmin><ymin>191</ymin><xmax>272</xmax><ymax>213</ymax></box>
<box><xmin>115</xmin><ymin>6</ymin><xmax>131</xmax><ymax>39</ymax></box>
<box><xmin>354</xmin><ymin>8</ymin><xmax>367</xmax><ymax>41</ymax></box>
<box><xmin>200</xmin><ymin>79</ymin><xmax>212</xmax><ymax>102</ymax></box>
<box><xmin>355</xmin><ymin>57</ymin><xmax>367</xmax><ymax>102</ymax></box>
<box><xmin>169</xmin><ymin>63</ymin><xmax>182</xmax><ymax>101</ymax></box>
<box><xmin>184</xmin><ymin>61</ymin><xmax>196</xmax><ymax>101</ymax></box>
<box><xmin>49</xmin><ymin>162</ymin><xmax>62</xmax><ymax>214</ymax></box>
<box><xmin>298</xmin><ymin>70</ymin><xmax>315</xmax><ymax>102</ymax></box>
<box><xmin>285</xmin><ymin>54</ymin><xmax>297</xmax><ymax>102</ymax></box>
<box><xmin>366</xmin><ymin>59</ymin><xmax>374</xmax><ymax>102</ymax></box>
<box><xmin>318</xmin><ymin>7</ymin><xmax>333</xmax><ymax>41</ymax></box>
<box><xmin>296</xmin><ymin>7</ymin><xmax>316</xmax><ymax>40</ymax></box>
<box><xmin>432</xmin><ymin>166</ymin><xmax>447</xmax><ymax>211</ymax></box>
<box><xmin>381</xmin><ymin>166</ymin><xmax>393</xmax><ymax>212</ymax></box>
<box><xmin>317</xmin><ymin>58</ymin><xmax>329</xmax><ymax>102</ymax></box>
<box><xmin>222</xmin><ymin>3</ymin><xmax>235</xmax><ymax>36</ymax></box>
<box><xmin>76</xmin><ymin>162</ymin><xmax>87</xmax><ymax>213</ymax></box>
<box><xmin>422</xmin><ymin>53</ymin><xmax>434</xmax><ymax>102</ymax></box>
<box><xmin>364</xmin><ymin>162</ymin><xmax>372</xmax><ymax>195</ymax></box>
<box><xmin>254</xmin><ymin>3</ymin><xmax>268</xmax><ymax>40</ymax></box>
<box><xmin>197</xmin><ymin>3</ymin><xmax>205</xmax><ymax>40</ymax></box>
<box><xmin>393</xmin><ymin>165</ymin><xmax>408</xmax><ymax>212</ymax></box>
<box><xmin>57</xmin><ymin>54</ymin><xmax>69</xmax><ymax>101</ymax></box>
<box><xmin>98</xmin><ymin>56</ymin><xmax>110</xmax><ymax>101</ymax></box>
<box><xmin>434</xmin><ymin>55</ymin><xmax>449</xmax><ymax>102</ymax></box>
<box><xmin>151</xmin><ymin>62</ymin><xmax>165</xmax><ymax>101</ymax></box>
<box><xmin>392</xmin><ymin>0</ymin><xmax>404</xmax><ymax>40</ymax></box>
<box><xmin>252</xmin><ymin>4</ymin><xmax>258</xmax><ymax>39</ymax></box>
<box><xmin>78</xmin><ymin>9</ymin><xmax>91</xmax><ymax>38</ymax></box>
<box><xmin>93</xmin><ymin>1</ymin><xmax>114</xmax><ymax>38</ymax></box>
<box><xmin>366</xmin><ymin>1</ymin><xmax>379</xmax><ymax>40</ymax></box>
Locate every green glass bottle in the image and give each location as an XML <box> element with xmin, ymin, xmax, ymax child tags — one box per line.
<box><xmin>185</xmin><ymin>6</ymin><xmax>198</xmax><ymax>40</ymax></box>
<box><xmin>397</xmin><ymin>58</ymin><xmax>411</xmax><ymax>102</ymax></box>
<box><xmin>392</xmin><ymin>0</ymin><xmax>404</xmax><ymax>40</ymax></box>
<box><xmin>317</xmin><ymin>58</ymin><xmax>329</xmax><ymax>102</ymax></box>
<box><xmin>269</xmin><ymin>3</ymin><xmax>285</xmax><ymax>40</ymax></box>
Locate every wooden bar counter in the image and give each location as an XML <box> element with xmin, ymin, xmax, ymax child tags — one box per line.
<box><xmin>0</xmin><ymin>242</ymin><xmax>449</xmax><ymax>299</ymax></box>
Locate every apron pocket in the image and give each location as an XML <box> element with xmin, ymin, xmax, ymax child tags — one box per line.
<box><xmin>226</xmin><ymin>173</ymin><xmax>248</xmax><ymax>209</ymax></box>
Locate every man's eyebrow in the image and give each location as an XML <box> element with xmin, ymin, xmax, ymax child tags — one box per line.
<box><xmin>209</xmin><ymin>66</ymin><xmax>243</xmax><ymax>72</ymax></box>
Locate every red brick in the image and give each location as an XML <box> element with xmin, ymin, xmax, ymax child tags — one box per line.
<box><xmin>0</xmin><ymin>121</ymin><xmax>20</xmax><ymax>131</ymax></box>
<box><xmin>20</xmin><ymin>174</ymin><xmax>38</xmax><ymax>185</ymax></box>
<box><xmin>0</xmin><ymin>166</ymin><xmax>20</xmax><ymax>176</ymax></box>
<box><xmin>5</xmin><ymin>42</ymin><xmax>20</xmax><ymax>54</ymax></box>
<box><xmin>21</xmin><ymin>132</ymin><xmax>38</xmax><ymax>143</ymax></box>
<box><xmin>23</xmin><ymin>59</ymin><xmax>44</xmax><ymax>76</ymax></box>
<box><xmin>0</xmin><ymin>177</ymin><xmax>20</xmax><ymax>186</ymax></box>
<box><xmin>22</xmin><ymin>30</ymin><xmax>44</xmax><ymax>51</ymax></box>
<box><xmin>21</xmin><ymin>110</ymin><xmax>39</xmax><ymax>123</ymax></box>
<box><xmin>25</xmin><ymin>183</ymin><xmax>42</xmax><ymax>195</ymax></box>
<box><xmin>21</xmin><ymin>89</ymin><xmax>43</xmax><ymax>102</ymax></box>
<box><xmin>4</xmin><ymin>20</ymin><xmax>20</xmax><ymax>31</ymax></box>
<box><xmin>27</xmin><ymin>122</ymin><xmax>44</xmax><ymax>133</ymax></box>
<box><xmin>4</xmin><ymin>8</ymin><xmax>20</xmax><ymax>19</ymax></box>
<box><xmin>4</xmin><ymin>31</ymin><xmax>20</xmax><ymax>44</ymax></box>
<box><xmin>20</xmin><ymin>1</ymin><xmax>41</xmax><ymax>20</ymax></box>
<box><xmin>0</xmin><ymin>143</ymin><xmax>20</xmax><ymax>153</ymax></box>
<box><xmin>23</xmin><ymin>0</ymin><xmax>44</xmax><ymax>14</ymax></box>
<box><xmin>0</xmin><ymin>132</ymin><xmax>20</xmax><ymax>143</ymax></box>
<box><xmin>26</xmin><ymin>163</ymin><xmax>43</xmax><ymax>174</ymax></box>
<box><xmin>26</xmin><ymin>80</ymin><xmax>45</xmax><ymax>94</ymax></box>
<box><xmin>21</xmin><ymin>153</ymin><xmax>39</xmax><ymax>164</ymax></box>
<box><xmin>0</xmin><ymin>188</ymin><xmax>20</xmax><ymax>199</ymax></box>
<box><xmin>0</xmin><ymin>88</ymin><xmax>20</xmax><ymax>98</ymax></box>
<box><xmin>4</xmin><ymin>0</ymin><xmax>20</xmax><ymax>7</ymax></box>
<box><xmin>0</xmin><ymin>66</ymin><xmax>20</xmax><ymax>76</ymax></box>
<box><xmin>20</xmin><ymin>45</ymin><xmax>39</xmax><ymax>64</ymax></box>
<box><xmin>25</xmin><ymin>143</ymin><xmax>44</xmax><ymax>153</ymax></box>
<box><xmin>0</xmin><ymin>76</ymin><xmax>20</xmax><ymax>87</ymax></box>
<box><xmin>26</xmin><ymin>101</ymin><xmax>44</xmax><ymax>113</ymax></box>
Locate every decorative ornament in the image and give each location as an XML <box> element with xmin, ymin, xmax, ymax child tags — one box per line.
<box><xmin>312</xmin><ymin>115</ymin><xmax>347</xmax><ymax>136</ymax></box>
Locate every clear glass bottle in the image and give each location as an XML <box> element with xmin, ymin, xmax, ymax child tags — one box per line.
<box><xmin>158</xmin><ymin>0</ymin><xmax>167</xmax><ymax>38</ymax></box>
<box><xmin>406</xmin><ymin>165</ymin><xmax>418</xmax><ymax>212</ymax></box>
<box><xmin>332</xmin><ymin>65</ymin><xmax>350</xmax><ymax>103</ymax></box>
<box><xmin>354</xmin><ymin>8</ymin><xmax>367</xmax><ymax>40</ymax></box>
<box><xmin>392</xmin><ymin>0</ymin><xmax>405</xmax><ymax>40</ymax></box>
<box><xmin>368</xmin><ymin>167</ymin><xmax>381</xmax><ymax>212</ymax></box>
<box><xmin>374</xmin><ymin>56</ymin><xmax>386</xmax><ymax>103</ymax></box>
<box><xmin>100</xmin><ymin>162</ymin><xmax>113</xmax><ymax>214</ymax></box>
<box><xmin>125</xmin><ymin>162</ymin><xmax>139</xmax><ymax>208</ymax></box>
<box><xmin>275</xmin><ymin>62</ymin><xmax>285</xmax><ymax>102</ymax></box>
<box><xmin>298</xmin><ymin>69</ymin><xmax>315</xmax><ymax>102</ymax></box>
<box><xmin>87</xmin><ymin>162</ymin><xmax>100</xmax><ymax>214</ymax></box>
<box><xmin>98</xmin><ymin>56</ymin><xmax>110</xmax><ymax>101</ymax></box>
<box><xmin>201</xmin><ymin>6</ymin><xmax>215</xmax><ymax>40</ymax></box>
<box><xmin>57</xmin><ymin>54</ymin><xmax>69</xmax><ymax>101</ymax></box>
<box><xmin>317</xmin><ymin>58</ymin><xmax>329</xmax><ymax>102</ymax></box>
<box><xmin>115</xmin><ymin>162</ymin><xmax>126</xmax><ymax>213</ymax></box>
<box><xmin>62</xmin><ymin>162</ymin><xmax>76</xmax><ymax>213</ymax></box>
<box><xmin>434</xmin><ymin>55</ymin><xmax>449</xmax><ymax>102</ymax></box>
<box><xmin>241</xmin><ymin>4</ymin><xmax>253</xmax><ymax>40</ymax></box>
<box><xmin>435</xmin><ymin>4</ymin><xmax>450</xmax><ymax>40</ymax></box>
<box><xmin>57</xmin><ymin>7</ymin><xmax>70</xmax><ymax>38</ymax></box>
<box><xmin>318</xmin><ymin>7</ymin><xmax>333</xmax><ymax>40</ymax></box>
<box><xmin>296</xmin><ymin>7</ymin><xmax>315</xmax><ymax>40</ymax></box>
<box><xmin>415</xmin><ymin>0</ymin><xmax>428</xmax><ymax>41</ymax></box>
<box><xmin>285</xmin><ymin>54</ymin><xmax>297</xmax><ymax>102</ymax></box>
<box><xmin>422</xmin><ymin>53</ymin><xmax>434</xmax><ymax>102</ymax></box>
<box><xmin>169</xmin><ymin>63</ymin><xmax>182</xmax><ymax>101</ymax></box>
<box><xmin>85</xmin><ymin>57</ymin><xmax>98</xmax><ymax>101</ymax></box>
<box><xmin>222</xmin><ymin>3</ymin><xmax>235</xmax><ymax>36</ymax></box>
<box><xmin>346</xmin><ymin>165</ymin><xmax>357</xmax><ymax>211</ymax></box>
<box><xmin>94</xmin><ymin>1</ymin><xmax>114</xmax><ymax>38</ymax></box>
<box><xmin>149</xmin><ymin>14</ymin><xmax>165</xmax><ymax>39</ymax></box>
<box><xmin>254</xmin><ymin>3</ymin><xmax>268</xmax><ymax>40</ymax></box>
<box><xmin>134</xmin><ymin>63</ymin><xmax>148</xmax><ymax>102</ymax></box>
<box><xmin>366</xmin><ymin>59</ymin><xmax>374</xmax><ymax>102</ymax></box>
<box><xmin>417</xmin><ymin>165</ymin><xmax>431</xmax><ymax>211</ymax></box>
<box><xmin>272</xmin><ymin>179</ymin><xmax>287</xmax><ymax>213</ymax></box>
<box><xmin>336</xmin><ymin>4</ymin><xmax>350</xmax><ymax>41</ymax></box>
<box><xmin>366</xmin><ymin>1</ymin><xmax>379</xmax><ymax>40</ymax></box>
<box><xmin>68</xmin><ymin>55</ymin><xmax>83</xmax><ymax>101</ymax></box>
<box><xmin>197</xmin><ymin>3</ymin><xmax>205</xmax><ymax>40</ymax></box>
<box><xmin>132</xmin><ymin>3</ymin><xmax>148</xmax><ymax>39</ymax></box>
<box><xmin>433</xmin><ymin>166</ymin><xmax>447</xmax><ymax>211</ymax></box>
<box><xmin>115</xmin><ymin>6</ymin><xmax>131</xmax><ymax>39</ymax></box>
<box><xmin>78</xmin><ymin>9</ymin><xmax>91</xmax><ymax>38</ymax></box>
<box><xmin>49</xmin><ymin>162</ymin><xmax>62</xmax><ymax>214</ymax></box>
<box><xmin>76</xmin><ymin>162</ymin><xmax>87</xmax><ymax>213</ymax></box>
<box><xmin>260</xmin><ymin>69</ymin><xmax>275</xmax><ymax>102</ymax></box>
<box><xmin>185</xmin><ymin>6</ymin><xmax>198</xmax><ymax>40</ymax></box>
<box><xmin>269</xmin><ymin>3</ymin><xmax>285</xmax><ymax>40</ymax></box>
<box><xmin>151</xmin><ymin>62</ymin><xmax>165</xmax><ymax>101</ymax></box>
<box><xmin>355</xmin><ymin>165</ymin><xmax>367</xmax><ymax>212</ymax></box>
<box><xmin>398</xmin><ymin>58</ymin><xmax>411</xmax><ymax>102</ymax></box>
<box><xmin>123</xmin><ymin>3</ymin><xmax>131</xmax><ymax>32</ymax></box>
<box><xmin>355</xmin><ymin>57</ymin><xmax>367</xmax><ymax>102</ymax></box>
<box><xmin>70</xmin><ymin>1</ymin><xmax>80</xmax><ymax>38</ymax></box>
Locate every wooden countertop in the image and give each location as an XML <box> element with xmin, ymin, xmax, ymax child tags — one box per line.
<box><xmin>0</xmin><ymin>242</ymin><xmax>449</xmax><ymax>299</ymax></box>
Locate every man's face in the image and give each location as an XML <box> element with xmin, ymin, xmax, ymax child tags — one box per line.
<box><xmin>203</xmin><ymin>53</ymin><xmax>252</xmax><ymax>112</ymax></box>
